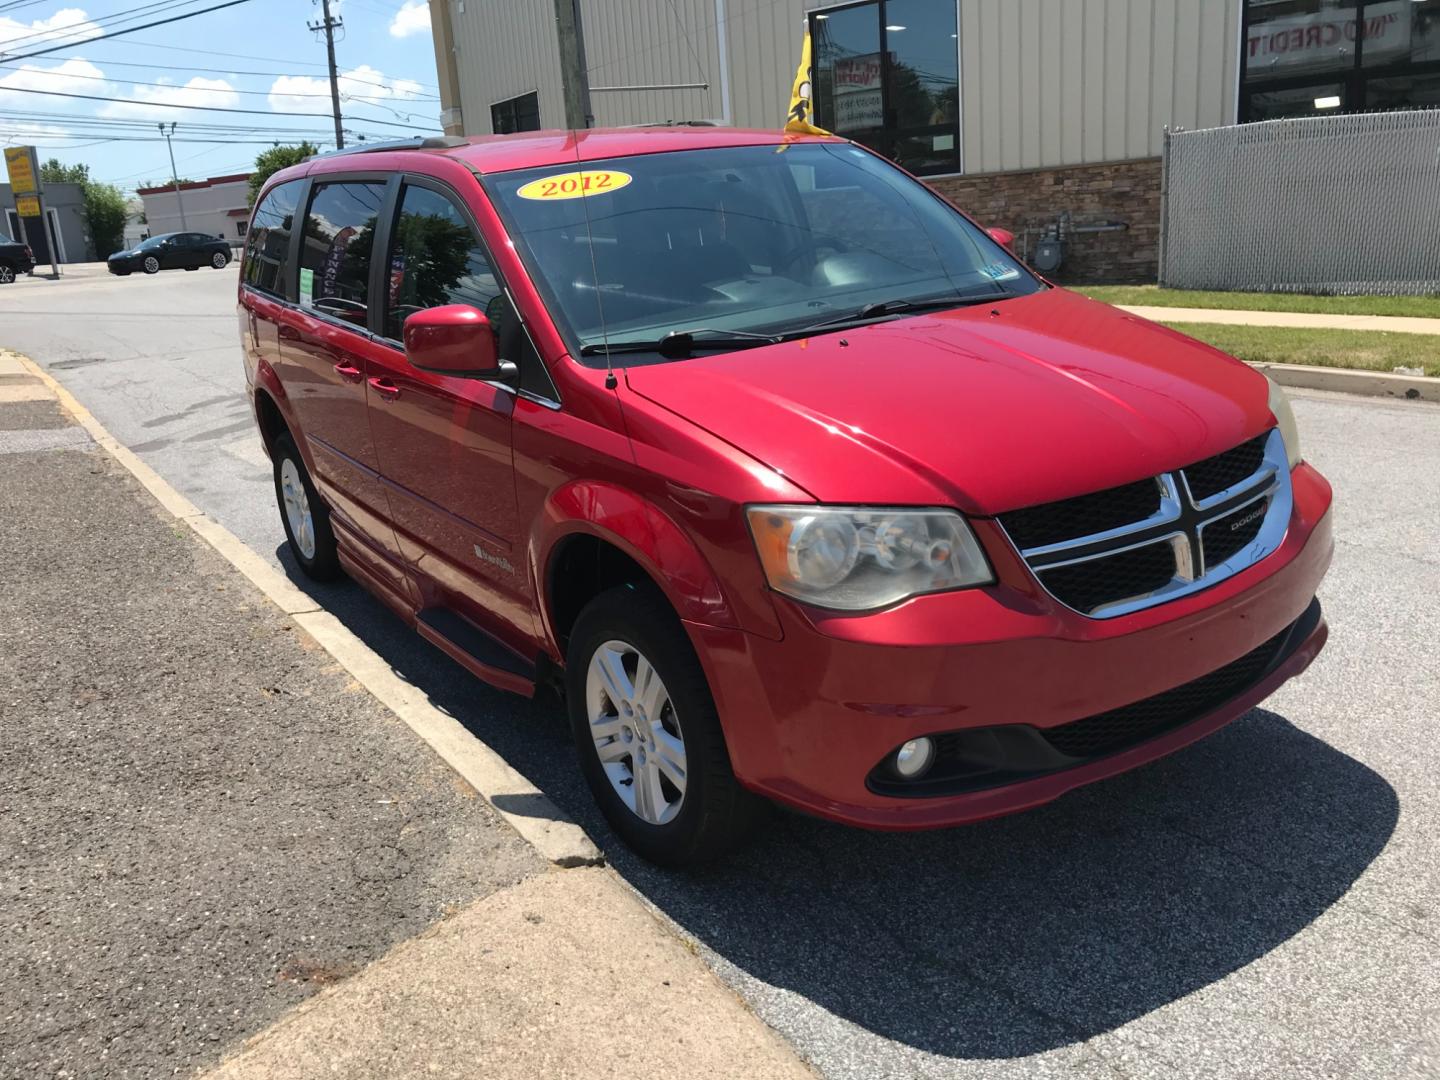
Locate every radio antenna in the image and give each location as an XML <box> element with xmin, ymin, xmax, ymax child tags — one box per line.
<box><xmin>571</xmin><ymin>141</ymin><xmax>616</xmax><ymax>389</ymax></box>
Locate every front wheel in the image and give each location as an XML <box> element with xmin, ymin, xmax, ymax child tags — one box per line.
<box><xmin>211</xmin><ymin>252</ymin><xmax>229</xmax><ymax>269</ymax></box>
<box><xmin>142</xmin><ymin>256</ymin><xmax>160</xmax><ymax>275</ymax></box>
<box><xmin>271</xmin><ymin>432</ymin><xmax>341</xmax><ymax>581</ymax></box>
<box><xmin>0</xmin><ymin>265</ymin><xmax>14</xmax><ymax>284</ymax></box>
<box><xmin>566</xmin><ymin>585</ymin><xmax>764</xmax><ymax>866</ymax></box>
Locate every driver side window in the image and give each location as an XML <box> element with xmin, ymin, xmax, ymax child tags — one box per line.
<box><xmin>384</xmin><ymin>184</ymin><xmax>501</xmax><ymax>341</ymax></box>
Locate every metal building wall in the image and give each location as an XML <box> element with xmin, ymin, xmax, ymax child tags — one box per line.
<box><xmin>444</xmin><ymin>0</ymin><xmax>1240</xmax><ymax>172</ymax></box>
<box><xmin>959</xmin><ymin>0</ymin><xmax>1241</xmax><ymax>174</ymax></box>
<box><xmin>446</xmin><ymin>0</ymin><xmax>566</xmax><ymax>135</ymax></box>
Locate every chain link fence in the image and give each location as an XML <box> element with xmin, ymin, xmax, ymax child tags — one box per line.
<box><xmin>1160</xmin><ymin>110</ymin><xmax>1440</xmax><ymax>296</ymax></box>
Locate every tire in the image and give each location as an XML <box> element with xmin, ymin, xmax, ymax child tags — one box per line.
<box><xmin>211</xmin><ymin>252</ymin><xmax>229</xmax><ymax>269</ymax></box>
<box><xmin>0</xmin><ymin>264</ymin><xmax>14</xmax><ymax>284</ymax></box>
<box><xmin>566</xmin><ymin>584</ymin><xmax>764</xmax><ymax>866</ymax></box>
<box><xmin>142</xmin><ymin>256</ymin><xmax>160</xmax><ymax>275</ymax></box>
<box><xmin>271</xmin><ymin>432</ymin><xmax>341</xmax><ymax>581</ymax></box>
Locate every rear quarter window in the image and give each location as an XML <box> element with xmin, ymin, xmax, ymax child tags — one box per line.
<box><xmin>242</xmin><ymin>179</ymin><xmax>304</xmax><ymax>299</ymax></box>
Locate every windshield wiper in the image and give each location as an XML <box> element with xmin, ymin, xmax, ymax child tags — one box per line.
<box><xmin>790</xmin><ymin>291</ymin><xmax>1018</xmax><ymax>335</ymax></box>
<box><xmin>579</xmin><ymin>327</ymin><xmax>783</xmax><ymax>360</ymax></box>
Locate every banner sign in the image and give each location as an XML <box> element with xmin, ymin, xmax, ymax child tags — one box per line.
<box><xmin>833</xmin><ymin>53</ymin><xmax>885</xmax><ymax>132</ymax></box>
<box><xmin>4</xmin><ymin>146</ymin><xmax>41</xmax><ymax>197</ymax></box>
<box><xmin>1246</xmin><ymin>0</ymin><xmax>1411</xmax><ymax>76</ymax></box>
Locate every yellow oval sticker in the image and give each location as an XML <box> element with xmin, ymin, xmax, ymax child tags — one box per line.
<box><xmin>515</xmin><ymin>170</ymin><xmax>633</xmax><ymax>201</ymax></box>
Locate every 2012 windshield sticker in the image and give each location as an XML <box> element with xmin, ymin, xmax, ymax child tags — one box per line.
<box><xmin>516</xmin><ymin>170</ymin><xmax>633</xmax><ymax>201</ymax></box>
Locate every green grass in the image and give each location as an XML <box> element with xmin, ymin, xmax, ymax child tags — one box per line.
<box><xmin>1078</xmin><ymin>285</ymin><xmax>1440</xmax><ymax>320</ymax></box>
<box><xmin>1164</xmin><ymin>322</ymin><xmax>1440</xmax><ymax>379</ymax></box>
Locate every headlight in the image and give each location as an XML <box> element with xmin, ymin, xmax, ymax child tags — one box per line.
<box><xmin>1266</xmin><ymin>376</ymin><xmax>1302</xmax><ymax>469</ymax></box>
<box><xmin>747</xmin><ymin>505</ymin><xmax>993</xmax><ymax>611</ymax></box>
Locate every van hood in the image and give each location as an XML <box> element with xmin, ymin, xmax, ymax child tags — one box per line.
<box><xmin>622</xmin><ymin>289</ymin><xmax>1274</xmax><ymax>515</ymax></box>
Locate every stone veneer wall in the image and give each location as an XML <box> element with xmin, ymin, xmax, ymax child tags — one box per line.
<box><xmin>926</xmin><ymin>158</ymin><xmax>1164</xmax><ymax>285</ymax></box>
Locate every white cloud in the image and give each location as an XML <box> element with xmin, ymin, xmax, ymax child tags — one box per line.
<box><xmin>267</xmin><ymin>65</ymin><xmax>422</xmax><ymax>113</ymax></box>
<box><xmin>0</xmin><ymin>8</ymin><xmax>103</xmax><ymax>51</ymax></box>
<box><xmin>4</xmin><ymin>121</ymin><xmax>73</xmax><ymax>141</ymax></box>
<box><xmin>98</xmin><ymin>76</ymin><xmax>240</xmax><ymax>120</ymax></box>
<box><xmin>0</xmin><ymin>58</ymin><xmax>107</xmax><ymax>104</ymax></box>
<box><xmin>389</xmin><ymin>0</ymin><xmax>430</xmax><ymax>39</ymax></box>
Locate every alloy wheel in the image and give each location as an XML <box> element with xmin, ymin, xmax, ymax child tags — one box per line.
<box><xmin>0</xmin><ymin>265</ymin><xmax>14</xmax><ymax>284</ymax></box>
<box><xmin>279</xmin><ymin>457</ymin><xmax>317</xmax><ymax>560</ymax></box>
<box><xmin>211</xmin><ymin>252</ymin><xmax>227</xmax><ymax>268</ymax></box>
<box><xmin>143</xmin><ymin>256</ymin><xmax>160</xmax><ymax>274</ymax></box>
<box><xmin>586</xmin><ymin>640</ymin><xmax>688</xmax><ymax>825</ymax></box>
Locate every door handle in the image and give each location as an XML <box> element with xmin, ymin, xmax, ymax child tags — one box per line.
<box><xmin>368</xmin><ymin>377</ymin><xmax>401</xmax><ymax>400</ymax></box>
<box><xmin>333</xmin><ymin>360</ymin><xmax>364</xmax><ymax>383</ymax></box>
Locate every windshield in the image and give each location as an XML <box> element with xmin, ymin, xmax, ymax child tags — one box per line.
<box><xmin>486</xmin><ymin>142</ymin><xmax>1042</xmax><ymax>365</ymax></box>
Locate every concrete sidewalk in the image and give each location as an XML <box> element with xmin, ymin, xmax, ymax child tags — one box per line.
<box><xmin>1119</xmin><ymin>304</ymin><xmax>1440</xmax><ymax>337</ymax></box>
<box><xmin>0</xmin><ymin>354</ymin><xmax>812</xmax><ymax>1080</ymax></box>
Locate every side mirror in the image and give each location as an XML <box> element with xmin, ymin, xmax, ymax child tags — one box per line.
<box><xmin>403</xmin><ymin>304</ymin><xmax>511</xmax><ymax>380</ymax></box>
<box><xmin>987</xmin><ymin>227</ymin><xmax>1016</xmax><ymax>251</ymax></box>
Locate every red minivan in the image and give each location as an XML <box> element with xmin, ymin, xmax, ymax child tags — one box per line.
<box><xmin>239</xmin><ymin>129</ymin><xmax>1332</xmax><ymax>865</ymax></box>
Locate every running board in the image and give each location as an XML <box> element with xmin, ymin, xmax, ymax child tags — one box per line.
<box><xmin>415</xmin><ymin>608</ymin><xmax>537</xmax><ymax>697</ymax></box>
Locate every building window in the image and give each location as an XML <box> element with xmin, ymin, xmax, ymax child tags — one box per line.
<box><xmin>492</xmin><ymin>91</ymin><xmax>541</xmax><ymax>134</ymax></box>
<box><xmin>236</xmin><ymin>221</ymin><xmax>247</xmax><ymax>237</ymax></box>
<box><xmin>809</xmin><ymin>0</ymin><xmax>959</xmax><ymax>177</ymax></box>
<box><xmin>1241</xmin><ymin>0</ymin><xmax>1440</xmax><ymax>121</ymax></box>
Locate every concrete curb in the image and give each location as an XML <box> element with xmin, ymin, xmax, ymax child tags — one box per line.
<box><xmin>1251</xmin><ymin>361</ymin><xmax>1440</xmax><ymax>404</ymax></box>
<box><xmin>8</xmin><ymin>349</ymin><xmax>603</xmax><ymax>870</ymax></box>
<box><xmin>1120</xmin><ymin>303</ymin><xmax>1440</xmax><ymax>336</ymax></box>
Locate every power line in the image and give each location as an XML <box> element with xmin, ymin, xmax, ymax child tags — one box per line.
<box><xmin>0</xmin><ymin>54</ymin><xmax>440</xmax><ymax>95</ymax></box>
<box><xmin>0</xmin><ymin>0</ymin><xmax>207</xmax><ymax>51</ymax></box>
<box><xmin>0</xmin><ymin>58</ymin><xmax>439</xmax><ymax>103</ymax></box>
<box><xmin>0</xmin><ymin>0</ymin><xmax>261</xmax><ymax>64</ymax></box>
<box><xmin>0</xmin><ymin>83</ymin><xmax>441</xmax><ymax>129</ymax></box>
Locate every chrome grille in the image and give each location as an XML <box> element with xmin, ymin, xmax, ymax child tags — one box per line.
<box><xmin>998</xmin><ymin>429</ymin><xmax>1292</xmax><ymax>618</ymax></box>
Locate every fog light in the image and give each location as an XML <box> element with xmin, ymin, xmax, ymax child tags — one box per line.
<box><xmin>894</xmin><ymin>737</ymin><xmax>935</xmax><ymax>780</ymax></box>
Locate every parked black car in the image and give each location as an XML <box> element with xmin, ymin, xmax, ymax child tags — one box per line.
<box><xmin>108</xmin><ymin>232</ymin><xmax>232</xmax><ymax>276</ymax></box>
<box><xmin>0</xmin><ymin>230</ymin><xmax>35</xmax><ymax>284</ymax></box>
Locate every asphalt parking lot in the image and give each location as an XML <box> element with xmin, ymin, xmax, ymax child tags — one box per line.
<box><xmin>2</xmin><ymin>268</ymin><xmax>1437</xmax><ymax>1078</ymax></box>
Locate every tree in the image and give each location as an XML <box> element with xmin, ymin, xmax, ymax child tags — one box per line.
<box><xmin>249</xmin><ymin>143</ymin><xmax>319</xmax><ymax>205</ymax></box>
<box><xmin>83</xmin><ymin>183</ymin><xmax>129</xmax><ymax>259</ymax></box>
<box><xmin>40</xmin><ymin>158</ymin><xmax>90</xmax><ymax>185</ymax></box>
<box><xmin>35</xmin><ymin>158</ymin><xmax>125</xmax><ymax>258</ymax></box>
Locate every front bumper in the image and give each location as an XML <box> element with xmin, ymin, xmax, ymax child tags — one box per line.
<box><xmin>688</xmin><ymin>462</ymin><xmax>1334</xmax><ymax>830</ymax></box>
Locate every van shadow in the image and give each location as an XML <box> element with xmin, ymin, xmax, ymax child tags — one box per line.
<box><xmin>272</xmin><ymin>552</ymin><xmax>1396</xmax><ymax>1059</ymax></box>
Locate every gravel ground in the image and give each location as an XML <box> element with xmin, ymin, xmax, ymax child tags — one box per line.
<box><xmin>0</xmin><ymin>430</ymin><xmax>543</xmax><ymax>1079</ymax></box>
<box><xmin>3</xmin><ymin>271</ymin><xmax>1437</xmax><ymax>1078</ymax></box>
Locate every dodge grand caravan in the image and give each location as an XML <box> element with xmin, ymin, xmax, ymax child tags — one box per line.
<box><xmin>239</xmin><ymin>129</ymin><xmax>1332</xmax><ymax>866</ymax></box>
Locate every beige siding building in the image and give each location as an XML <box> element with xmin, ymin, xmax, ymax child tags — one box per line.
<box><xmin>427</xmin><ymin>0</ymin><xmax>1440</xmax><ymax>281</ymax></box>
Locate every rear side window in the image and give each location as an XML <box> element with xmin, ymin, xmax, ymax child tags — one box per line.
<box><xmin>299</xmin><ymin>181</ymin><xmax>386</xmax><ymax>326</ymax></box>
<box><xmin>242</xmin><ymin>179</ymin><xmax>302</xmax><ymax>298</ymax></box>
<box><xmin>384</xmin><ymin>184</ymin><xmax>501</xmax><ymax>340</ymax></box>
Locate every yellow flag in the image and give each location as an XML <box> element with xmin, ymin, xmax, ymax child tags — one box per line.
<box><xmin>785</xmin><ymin>26</ymin><xmax>831</xmax><ymax>136</ymax></box>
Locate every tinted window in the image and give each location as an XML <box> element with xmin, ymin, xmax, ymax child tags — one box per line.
<box><xmin>492</xmin><ymin>91</ymin><xmax>541</xmax><ymax>134</ymax></box>
<box><xmin>243</xmin><ymin>180</ymin><xmax>302</xmax><ymax>297</ymax></box>
<box><xmin>299</xmin><ymin>181</ymin><xmax>386</xmax><ymax>325</ymax></box>
<box><xmin>385</xmin><ymin>184</ymin><xmax>502</xmax><ymax>340</ymax></box>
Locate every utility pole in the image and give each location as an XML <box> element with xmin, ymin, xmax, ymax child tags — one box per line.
<box><xmin>552</xmin><ymin>0</ymin><xmax>593</xmax><ymax>130</ymax></box>
<box><xmin>309</xmin><ymin>0</ymin><xmax>345</xmax><ymax>149</ymax></box>
<box><xmin>159</xmin><ymin>122</ymin><xmax>188</xmax><ymax>230</ymax></box>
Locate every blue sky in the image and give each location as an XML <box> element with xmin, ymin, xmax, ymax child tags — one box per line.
<box><xmin>0</xmin><ymin>0</ymin><xmax>442</xmax><ymax>195</ymax></box>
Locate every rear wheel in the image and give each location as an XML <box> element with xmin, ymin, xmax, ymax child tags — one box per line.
<box><xmin>142</xmin><ymin>256</ymin><xmax>160</xmax><ymax>275</ymax></box>
<box><xmin>0</xmin><ymin>264</ymin><xmax>14</xmax><ymax>284</ymax></box>
<box><xmin>272</xmin><ymin>432</ymin><xmax>340</xmax><ymax>581</ymax></box>
<box><xmin>566</xmin><ymin>584</ymin><xmax>764</xmax><ymax>866</ymax></box>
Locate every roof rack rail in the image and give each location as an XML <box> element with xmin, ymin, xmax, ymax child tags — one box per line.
<box><xmin>304</xmin><ymin>135</ymin><xmax>468</xmax><ymax>162</ymax></box>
